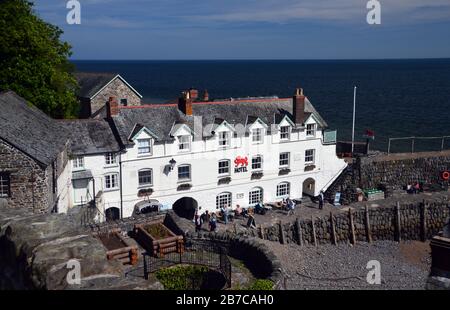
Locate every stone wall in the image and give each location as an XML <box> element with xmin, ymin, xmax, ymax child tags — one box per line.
<box><xmin>91</xmin><ymin>77</ymin><xmax>141</xmax><ymax>115</ymax></box>
<box><xmin>234</xmin><ymin>199</ymin><xmax>449</xmax><ymax>247</ymax></box>
<box><xmin>0</xmin><ymin>140</ymin><xmax>51</xmax><ymax>213</ymax></box>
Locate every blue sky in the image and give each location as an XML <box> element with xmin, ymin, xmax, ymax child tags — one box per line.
<box><xmin>35</xmin><ymin>0</ymin><xmax>450</xmax><ymax>60</ymax></box>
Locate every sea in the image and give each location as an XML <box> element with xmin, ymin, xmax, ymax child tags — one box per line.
<box><xmin>73</xmin><ymin>59</ymin><xmax>450</xmax><ymax>153</ymax></box>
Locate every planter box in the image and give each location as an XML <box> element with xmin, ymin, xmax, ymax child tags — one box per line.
<box><xmin>430</xmin><ymin>235</ymin><xmax>450</xmax><ymax>277</ymax></box>
<box><xmin>95</xmin><ymin>229</ymin><xmax>139</xmax><ymax>266</ymax></box>
<box><xmin>134</xmin><ymin>221</ymin><xmax>184</xmax><ymax>258</ymax></box>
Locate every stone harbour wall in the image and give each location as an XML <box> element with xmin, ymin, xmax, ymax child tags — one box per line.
<box><xmin>237</xmin><ymin>199</ymin><xmax>449</xmax><ymax>247</ymax></box>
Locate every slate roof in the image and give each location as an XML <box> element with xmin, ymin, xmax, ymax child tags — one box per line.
<box><xmin>0</xmin><ymin>91</ymin><xmax>70</xmax><ymax>166</ymax></box>
<box><xmin>112</xmin><ymin>97</ymin><xmax>327</xmax><ymax>145</ymax></box>
<box><xmin>75</xmin><ymin>72</ymin><xmax>118</xmax><ymax>98</ymax></box>
<box><xmin>57</xmin><ymin>119</ymin><xmax>121</xmax><ymax>155</ymax></box>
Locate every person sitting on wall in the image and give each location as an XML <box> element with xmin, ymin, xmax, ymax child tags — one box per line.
<box><xmin>246</xmin><ymin>214</ymin><xmax>257</xmax><ymax>229</ymax></box>
<box><xmin>406</xmin><ymin>184</ymin><xmax>414</xmax><ymax>194</ymax></box>
<box><xmin>414</xmin><ymin>182</ymin><xmax>420</xmax><ymax>194</ymax></box>
<box><xmin>235</xmin><ymin>204</ymin><xmax>242</xmax><ymax>217</ymax></box>
<box><xmin>286</xmin><ymin>197</ymin><xmax>295</xmax><ymax>215</ymax></box>
<box><xmin>254</xmin><ymin>202</ymin><xmax>266</xmax><ymax>215</ymax></box>
<box><xmin>221</xmin><ymin>204</ymin><xmax>229</xmax><ymax>224</ymax></box>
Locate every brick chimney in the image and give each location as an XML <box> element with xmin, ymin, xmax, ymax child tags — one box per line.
<box><xmin>106</xmin><ymin>96</ymin><xmax>119</xmax><ymax>118</ymax></box>
<box><xmin>189</xmin><ymin>88</ymin><xmax>198</xmax><ymax>101</ymax></box>
<box><xmin>178</xmin><ymin>91</ymin><xmax>193</xmax><ymax>116</ymax></box>
<box><xmin>203</xmin><ymin>89</ymin><xmax>209</xmax><ymax>101</ymax></box>
<box><xmin>292</xmin><ymin>88</ymin><xmax>306</xmax><ymax>125</ymax></box>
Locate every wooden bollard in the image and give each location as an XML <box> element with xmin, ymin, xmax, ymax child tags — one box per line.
<box><xmin>279</xmin><ymin>222</ymin><xmax>285</xmax><ymax>244</ymax></box>
<box><xmin>296</xmin><ymin>217</ymin><xmax>303</xmax><ymax>246</ymax></box>
<box><xmin>395</xmin><ymin>202</ymin><xmax>401</xmax><ymax>242</ymax></box>
<box><xmin>259</xmin><ymin>225</ymin><xmax>264</xmax><ymax>240</ymax></box>
<box><xmin>421</xmin><ymin>200</ymin><xmax>427</xmax><ymax>242</ymax></box>
<box><xmin>349</xmin><ymin>208</ymin><xmax>356</xmax><ymax>245</ymax></box>
<box><xmin>311</xmin><ymin>216</ymin><xmax>317</xmax><ymax>246</ymax></box>
<box><xmin>330</xmin><ymin>212</ymin><xmax>337</xmax><ymax>245</ymax></box>
<box><xmin>365</xmin><ymin>205</ymin><xmax>372</xmax><ymax>243</ymax></box>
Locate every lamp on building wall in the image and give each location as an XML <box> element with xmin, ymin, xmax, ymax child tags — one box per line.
<box><xmin>169</xmin><ymin>158</ymin><xmax>177</xmax><ymax>171</ymax></box>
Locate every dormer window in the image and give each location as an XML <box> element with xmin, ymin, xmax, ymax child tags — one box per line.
<box><xmin>218</xmin><ymin>131</ymin><xmax>231</xmax><ymax>148</ymax></box>
<box><xmin>280</xmin><ymin>126</ymin><xmax>291</xmax><ymax>141</ymax></box>
<box><xmin>178</xmin><ymin>135</ymin><xmax>191</xmax><ymax>152</ymax></box>
<box><xmin>252</xmin><ymin>128</ymin><xmax>263</xmax><ymax>144</ymax></box>
<box><xmin>73</xmin><ymin>156</ymin><xmax>84</xmax><ymax>170</ymax></box>
<box><xmin>306</xmin><ymin>124</ymin><xmax>316</xmax><ymax>137</ymax></box>
<box><xmin>137</xmin><ymin>138</ymin><xmax>152</xmax><ymax>155</ymax></box>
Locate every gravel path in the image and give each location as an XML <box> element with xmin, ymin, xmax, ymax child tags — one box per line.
<box><xmin>261</xmin><ymin>240</ymin><xmax>431</xmax><ymax>290</ymax></box>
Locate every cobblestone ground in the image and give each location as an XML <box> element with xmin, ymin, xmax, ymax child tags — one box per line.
<box><xmin>261</xmin><ymin>240</ymin><xmax>431</xmax><ymax>290</ymax></box>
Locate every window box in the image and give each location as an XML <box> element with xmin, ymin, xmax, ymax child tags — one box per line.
<box><xmin>304</xmin><ymin>164</ymin><xmax>316</xmax><ymax>172</ymax></box>
<box><xmin>218</xmin><ymin>177</ymin><xmax>232</xmax><ymax>185</ymax></box>
<box><xmin>177</xmin><ymin>183</ymin><xmax>192</xmax><ymax>191</ymax></box>
<box><xmin>251</xmin><ymin>171</ymin><xmax>264</xmax><ymax>180</ymax></box>
<box><xmin>278</xmin><ymin>168</ymin><xmax>291</xmax><ymax>175</ymax></box>
<box><xmin>138</xmin><ymin>188</ymin><xmax>153</xmax><ymax>197</ymax></box>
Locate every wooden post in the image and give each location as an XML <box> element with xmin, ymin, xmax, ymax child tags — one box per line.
<box><xmin>311</xmin><ymin>216</ymin><xmax>317</xmax><ymax>246</ymax></box>
<box><xmin>259</xmin><ymin>225</ymin><xmax>264</xmax><ymax>240</ymax></box>
<box><xmin>421</xmin><ymin>200</ymin><xmax>427</xmax><ymax>242</ymax></box>
<box><xmin>330</xmin><ymin>212</ymin><xmax>337</xmax><ymax>245</ymax></box>
<box><xmin>296</xmin><ymin>217</ymin><xmax>303</xmax><ymax>246</ymax></box>
<box><xmin>365</xmin><ymin>205</ymin><xmax>372</xmax><ymax>243</ymax></box>
<box><xmin>279</xmin><ymin>222</ymin><xmax>285</xmax><ymax>244</ymax></box>
<box><xmin>349</xmin><ymin>208</ymin><xmax>356</xmax><ymax>245</ymax></box>
<box><xmin>395</xmin><ymin>202</ymin><xmax>401</xmax><ymax>242</ymax></box>
<box><xmin>234</xmin><ymin>223</ymin><xmax>238</xmax><ymax>234</ymax></box>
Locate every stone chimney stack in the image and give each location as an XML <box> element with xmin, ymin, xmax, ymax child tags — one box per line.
<box><xmin>178</xmin><ymin>91</ymin><xmax>193</xmax><ymax>116</ymax></box>
<box><xmin>203</xmin><ymin>89</ymin><xmax>209</xmax><ymax>101</ymax></box>
<box><xmin>106</xmin><ymin>96</ymin><xmax>119</xmax><ymax>118</ymax></box>
<box><xmin>293</xmin><ymin>88</ymin><xmax>306</xmax><ymax>125</ymax></box>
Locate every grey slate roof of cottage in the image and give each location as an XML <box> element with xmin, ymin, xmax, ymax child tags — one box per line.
<box><xmin>57</xmin><ymin>119</ymin><xmax>121</xmax><ymax>155</ymax></box>
<box><xmin>0</xmin><ymin>91</ymin><xmax>70</xmax><ymax>165</ymax></box>
<box><xmin>75</xmin><ymin>72</ymin><xmax>118</xmax><ymax>98</ymax></box>
<box><xmin>112</xmin><ymin>97</ymin><xmax>327</xmax><ymax>145</ymax></box>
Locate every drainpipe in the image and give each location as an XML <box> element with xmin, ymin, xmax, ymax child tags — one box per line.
<box><xmin>119</xmin><ymin>152</ymin><xmax>123</xmax><ymax>219</ymax></box>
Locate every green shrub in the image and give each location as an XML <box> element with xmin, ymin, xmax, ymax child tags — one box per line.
<box><xmin>246</xmin><ymin>279</ymin><xmax>274</xmax><ymax>290</ymax></box>
<box><xmin>156</xmin><ymin>265</ymin><xmax>208</xmax><ymax>290</ymax></box>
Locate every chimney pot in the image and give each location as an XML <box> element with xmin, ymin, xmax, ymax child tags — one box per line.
<box><xmin>203</xmin><ymin>89</ymin><xmax>209</xmax><ymax>101</ymax></box>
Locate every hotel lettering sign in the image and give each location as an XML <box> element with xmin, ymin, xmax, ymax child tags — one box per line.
<box><xmin>234</xmin><ymin>156</ymin><xmax>248</xmax><ymax>173</ymax></box>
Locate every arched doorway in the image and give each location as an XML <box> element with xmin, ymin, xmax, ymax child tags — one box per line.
<box><xmin>105</xmin><ymin>207</ymin><xmax>120</xmax><ymax>222</ymax></box>
<box><xmin>303</xmin><ymin>178</ymin><xmax>316</xmax><ymax>197</ymax></box>
<box><xmin>173</xmin><ymin>197</ymin><xmax>198</xmax><ymax>220</ymax></box>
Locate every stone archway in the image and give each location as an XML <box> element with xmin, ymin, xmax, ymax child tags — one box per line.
<box><xmin>172</xmin><ymin>197</ymin><xmax>198</xmax><ymax>220</ymax></box>
<box><xmin>105</xmin><ymin>207</ymin><xmax>121</xmax><ymax>222</ymax></box>
<box><xmin>302</xmin><ymin>178</ymin><xmax>316</xmax><ymax>197</ymax></box>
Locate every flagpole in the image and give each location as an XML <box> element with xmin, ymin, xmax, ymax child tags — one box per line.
<box><xmin>351</xmin><ymin>86</ymin><xmax>357</xmax><ymax>155</ymax></box>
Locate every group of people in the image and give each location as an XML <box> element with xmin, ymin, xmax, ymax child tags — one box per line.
<box><xmin>406</xmin><ymin>182</ymin><xmax>421</xmax><ymax>194</ymax></box>
<box><xmin>194</xmin><ymin>204</ymin><xmax>251</xmax><ymax>232</ymax></box>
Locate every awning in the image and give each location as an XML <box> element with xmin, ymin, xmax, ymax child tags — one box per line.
<box><xmin>72</xmin><ymin>170</ymin><xmax>93</xmax><ymax>180</ymax></box>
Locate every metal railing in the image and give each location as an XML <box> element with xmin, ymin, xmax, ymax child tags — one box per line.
<box><xmin>387</xmin><ymin>135</ymin><xmax>450</xmax><ymax>154</ymax></box>
<box><xmin>142</xmin><ymin>239</ymin><xmax>232</xmax><ymax>289</ymax></box>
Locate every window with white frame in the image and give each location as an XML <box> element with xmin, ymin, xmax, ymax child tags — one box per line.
<box><xmin>279</xmin><ymin>152</ymin><xmax>290</xmax><ymax>168</ymax></box>
<box><xmin>178</xmin><ymin>164</ymin><xmax>191</xmax><ymax>181</ymax></box>
<box><xmin>138</xmin><ymin>169</ymin><xmax>153</xmax><ymax>186</ymax></box>
<box><xmin>216</xmin><ymin>192</ymin><xmax>232</xmax><ymax>209</ymax></box>
<box><xmin>178</xmin><ymin>135</ymin><xmax>191</xmax><ymax>152</ymax></box>
<box><xmin>306</xmin><ymin>124</ymin><xmax>316</xmax><ymax>136</ymax></box>
<box><xmin>252</xmin><ymin>128</ymin><xmax>263</xmax><ymax>143</ymax></box>
<box><xmin>137</xmin><ymin>138</ymin><xmax>152</xmax><ymax>155</ymax></box>
<box><xmin>104</xmin><ymin>173</ymin><xmax>119</xmax><ymax>190</ymax></box>
<box><xmin>252</xmin><ymin>155</ymin><xmax>263</xmax><ymax>170</ymax></box>
<box><xmin>0</xmin><ymin>173</ymin><xmax>11</xmax><ymax>198</ymax></box>
<box><xmin>218</xmin><ymin>160</ymin><xmax>231</xmax><ymax>176</ymax></box>
<box><xmin>305</xmin><ymin>149</ymin><xmax>315</xmax><ymax>164</ymax></box>
<box><xmin>276</xmin><ymin>182</ymin><xmax>290</xmax><ymax>197</ymax></box>
<box><xmin>218</xmin><ymin>131</ymin><xmax>230</xmax><ymax>148</ymax></box>
<box><xmin>105</xmin><ymin>153</ymin><xmax>117</xmax><ymax>165</ymax></box>
<box><xmin>72</xmin><ymin>156</ymin><xmax>84</xmax><ymax>170</ymax></box>
<box><xmin>249</xmin><ymin>187</ymin><xmax>263</xmax><ymax>205</ymax></box>
<box><xmin>280</xmin><ymin>126</ymin><xmax>291</xmax><ymax>140</ymax></box>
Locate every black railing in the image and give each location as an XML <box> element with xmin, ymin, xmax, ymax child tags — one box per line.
<box><xmin>143</xmin><ymin>239</ymin><xmax>232</xmax><ymax>289</ymax></box>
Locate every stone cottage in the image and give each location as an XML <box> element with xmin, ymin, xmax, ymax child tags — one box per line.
<box><xmin>75</xmin><ymin>72</ymin><xmax>143</xmax><ymax>118</ymax></box>
<box><xmin>0</xmin><ymin>91</ymin><xmax>72</xmax><ymax>213</ymax></box>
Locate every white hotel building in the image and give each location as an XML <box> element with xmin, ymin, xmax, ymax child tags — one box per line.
<box><xmin>62</xmin><ymin>88</ymin><xmax>346</xmax><ymax>221</ymax></box>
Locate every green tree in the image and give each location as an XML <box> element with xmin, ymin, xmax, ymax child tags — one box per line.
<box><xmin>0</xmin><ymin>0</ymin><xmax>79</xmax><ymax>118</ymax></box>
